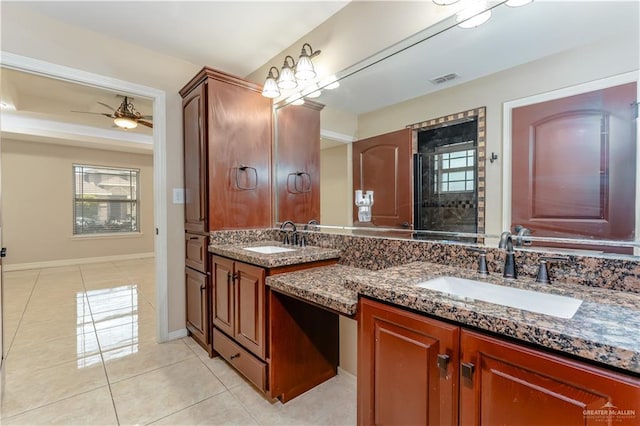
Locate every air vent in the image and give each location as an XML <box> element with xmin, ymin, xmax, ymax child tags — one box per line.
<box><xmin>429</xmin><ymin>73</ymin><xmax>459</xmax><ymax>85</ymax></box>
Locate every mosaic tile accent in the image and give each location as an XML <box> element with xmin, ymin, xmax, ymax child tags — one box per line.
<box><xmin>407</xmin><ymin>107</ymin><xmax>487</xmax><ymax>239</ymax></box>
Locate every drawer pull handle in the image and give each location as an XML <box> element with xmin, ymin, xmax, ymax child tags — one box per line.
<box><xmin>461</xmin><ymin>362</ymin><xmax>475</xmax><ymax>381</ymax></box>
<box><xmin>437</xmin><ymin>354</ymin><xmax>450</xmax><ymax>371</ymax></box>
<box><xmin>189</xmin><ymin>236</ymin><xmax>199</xmax><ymax>240</ymax></box>
<box><xmin>230</xmin><ymin>353</ymin><xmax>240</xmax><ymax>360</ymax></box>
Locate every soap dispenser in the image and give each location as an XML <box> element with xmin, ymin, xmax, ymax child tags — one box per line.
<box><xmin>355</xmin><ymin>190</ymin><xmax>374</xmax><ymax>222</ymax></box>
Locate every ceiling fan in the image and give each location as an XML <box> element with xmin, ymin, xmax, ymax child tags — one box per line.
<box><xmin>73</xmin><ymin>95</ymin><xmax>153</xmax><ymax>129</ymax></box>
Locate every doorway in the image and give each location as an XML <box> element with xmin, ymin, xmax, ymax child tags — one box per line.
<box><xmin>503</xmin><ymin>72</ymin><xmax>639</xmax><ymax>255</ymax></box>
<box><xmin>0</xmin><ymin>52</ymin><xmax>169</xmax><ymax>350</ymax></box>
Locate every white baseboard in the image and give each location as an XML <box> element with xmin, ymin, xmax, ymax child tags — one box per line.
<box><xmin>166</xmin><ymin>328</ymin><xmax>188</xmax><ymax>341</ymax></box>
<box><xmin>3</xmin><ymin>252</ymin><xmax>155</xmax><ymax>271</ymax></box>
<box><xmin>338</xmin><ymin>366</ymin><xmax>357</xmax><ymax>379</ymax></box>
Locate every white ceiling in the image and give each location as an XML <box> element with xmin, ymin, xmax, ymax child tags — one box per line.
<box><xmin>11</xmin><ymin>1</ymin><xmax>350</xmax><ymax>78</ymax></box>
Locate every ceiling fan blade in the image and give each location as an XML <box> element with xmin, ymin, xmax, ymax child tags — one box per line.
<box><xmin>137</xmin><ymin>120</ymin><xmax>153</xmax><ymax>128</ymax></box>
<box><xmin>97</xmin><ymin>102</ymin><xmax>116</xmax><ymax>111</ymax></box>
<box><xmin>71</xmin><ymin>110</ymin><xmax>114</xmax><ymax>118</ymax></box>
<box><xmin>140</xmin><ymin>115</ymin><xmax>153</xmax><ymax>120</ymax></box>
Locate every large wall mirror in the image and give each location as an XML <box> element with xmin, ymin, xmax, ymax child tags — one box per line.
<box><xmin>274</xmin><ymin>1</ymin><xmax>640</xmax><ymax>257</ymax></box>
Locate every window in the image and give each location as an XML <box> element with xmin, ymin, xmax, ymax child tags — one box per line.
<box><xmin>73</xmin><ymin>165</ymin><xmax>139</xmax><ymax>235</ymax></box>
<box><xmin>433</xmin><ymin>147</ymin><xmax>476</xmax><ymax>193</ymax></box>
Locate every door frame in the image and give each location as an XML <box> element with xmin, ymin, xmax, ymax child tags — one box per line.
<box><xmin>502</xmin><ymin>71</ymin><xmax>640</xmax><ymax>255</ymax></box>
<box><xmin>0</xmin><ymin>51</ymin><xmax>170</xmax><ymax>342</ymax></box>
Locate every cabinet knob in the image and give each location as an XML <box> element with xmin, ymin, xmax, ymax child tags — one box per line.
<box><xmin>230</xmin><ymin>353</ymin><xmax>240</xmax><ymax>360</ymax></box>
<box><xmin>437</xmin><ymin>354</ymin><xmax>450</xmax><ymax>371</ymax></box>
<box><xmin>461</xmin><ymin>362</ymin><xmax>475</xmax><ymax>381</ymax></box>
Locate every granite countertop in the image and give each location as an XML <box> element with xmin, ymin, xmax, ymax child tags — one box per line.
<box><xmin>266</xmin><ymin>265</ymin><xmax>372</xmax><ymax>316</ymax></box>
<box><xmin>209</xmin><ymin>240</ymin><xmax>341</xmax><ymax>268</ymax></box>
<box><xmin>343</xmin><ymin>261</ymin><xmax>640</xmax><ymax>374</ymax></box>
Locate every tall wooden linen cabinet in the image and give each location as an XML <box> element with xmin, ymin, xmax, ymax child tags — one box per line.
<box><xmin>180</xmin><ymin>67</ymin><xmax>273</xmax><ymax>355</ymax></box>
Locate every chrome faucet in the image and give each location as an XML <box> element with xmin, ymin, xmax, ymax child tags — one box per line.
<box><xmin>514</xmin><ymin>225</ymin><xmax>532</xmax><ymax>247</ymax></box>
<box><xmin>280</xmin><ymin>220</ymin><xmax>297</xmax><ymax>245</ymax></box>
<box><xmin>498</xmin><ymin>231</ymin><xmax>517</xmax><ymax>279</ymax></box>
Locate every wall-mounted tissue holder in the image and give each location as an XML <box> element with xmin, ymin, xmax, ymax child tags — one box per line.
<box><xmin>355</xmin><ymin>190</ymin><xmax>374</xmax><ymax>222</ymax></box>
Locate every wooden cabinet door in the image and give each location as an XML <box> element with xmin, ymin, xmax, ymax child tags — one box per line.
<box><xmin>208</xmin><ymin>79</ymin><xmax>272</xmax><ymax>229</ymax></box>
<box><xmin>353</xmin><ymin>128</ymin><xmax>413</xmax><ymax>228</ymax></box>
<box><xmin>358</xmin><ymin>298</ymin><xmax>459</xmax><ymax>426</ymax></box>
<box><xmin>212</xmin><ymin>255</ymin><xmax>235</xmax><ymax>337</ymax></box>
<box><xmin>276</xmin><ymin>101</ymin><xmax>322</xmax><ymax>223</ymax></box>
<box><xmin>460</xmin><ymin>329</ymin><xmax>640</xmax><ymax>426</ymax></box>
<box><xmin>185</xmin><ymin>267</ymin><xmax>209</xmax><ymax>345</ymax></box>
<box><xmin>511</xmin><ymin>82</ymin><xmax>636</xmax><ymax>254</ymax></box>
<box><xmin>182</xmin><ymin>83</ymin><xmax>208</xmax><ymax>233</ymax></box>
<box><xmin>234</xmin><ymin>261</ymin><xmax>266</xmax><ymax>359</ymax></box>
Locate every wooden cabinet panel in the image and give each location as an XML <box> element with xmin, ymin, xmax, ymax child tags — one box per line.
<box><xmin>185</xmin><ymin>267</ymin><xmax>209</xmax><ymax>346</ymax></box>
<box><xmin>358</xmin><ymin>298</ymin><xmax>459</xmax><ymax>426</ymax></box>
<box><xmin>460</xmin><ymin>329</ymin><xmax>640</xmax><ymax>426</ymax></box>
<box><xmin>276</xmin><ymin>101</ymin><xmax>323</xmax><ymax>223</ymax></box>
<box><xmin>183</xmin><ymin>84</ymin><xmax>208</xmax><ymax>234</ymax></box>
<box><xmin>212</xmin><ymin>256</ymin><xmax>235</xmax><ymax>337</ymax></box>
<box><xmin>234</xmin><ymin>261</ymin><xmax>266</xmax><ymax>358</ymax></box>
<box><xmin>213</xmin><ymin>328</ymin><xmax>266</xmax><ymax>391</ymax></box>
<box><xmin>353</xmin><ymin>128</ymin><xmax>413</xmax><ymax>228</ymax></box>
<box><xmin>269</xmin><ymin>290</ymin><xmax>338</xmax><ymax>403</ymax></box>
<box><xmin>185</xmin><ymin>233</ymin><xmax>208</xmax><ymax>272</ymax></box>
<box><xmin>208</xmin><ymin>79</ymin><xmax>272</xmax><ymax>230</ymax></box>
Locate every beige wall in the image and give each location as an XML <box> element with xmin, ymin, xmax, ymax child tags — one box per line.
<box><xmin>320</xmin><ymin>143</ymin><xmax>352</xmax><ymax>226</ymax></box>
<box><xmin>1</xmin><ymin>3</ymin><xmax>200</xmax><ymax>334</ymax></box>
<box><xmin>2</xmin><ymin>139</ymin><xmax>154</xmax><ymax>266</ymax></box>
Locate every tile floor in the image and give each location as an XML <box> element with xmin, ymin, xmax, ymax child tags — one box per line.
<box><xmin>0</xmin><ymin>258</ymin><xmax>357</xmax><ymax>425</ymax></box>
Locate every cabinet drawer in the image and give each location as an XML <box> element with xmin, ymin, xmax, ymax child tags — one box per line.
<box><xmin>213</xmin><ymin>328</ymin><xmax>266</xmax><ymax>391</ymax></box>
<box><xmin>186</xmin><ymin>233</ymin><xmax>208</xmax><ymax>272</ymax></box>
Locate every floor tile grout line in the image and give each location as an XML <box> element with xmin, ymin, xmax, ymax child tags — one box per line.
<box><xmin>0</xmin><ymin>384</ymin><xmax>109</xmax><ymax>421</ymax></box>
<box><xmin>80</xmin><ymin>265</ymin><xmax>122</xmax><ymax>426</ymax></box>
<box><xmin>140</xmin><ymin>389</ymin><xmax>229</xmax><ymax>425</ymax></box>
<box><xmin>3</xmin><ymin>269</ymin><xmax>41</xmax><ymax>360</ymax></box>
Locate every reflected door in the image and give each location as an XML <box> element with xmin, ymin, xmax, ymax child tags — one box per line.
<box><xmin>511</xmin><ymin>82</ymin><xmax>636</xmax><ymax>253</ymax></box>
<box><xmin>353</xmin><ymin>128</ymin><xmax>412</xmax><ymax>228</ymax></box>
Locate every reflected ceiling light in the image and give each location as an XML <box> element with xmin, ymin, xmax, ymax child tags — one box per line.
<box><xmin>114</xmin><ymin>116</ymin><xmax>138</xmax><ymax>130</ymax></box>
<box><xmin>295</xmin><ymin>43</ymin><xmax>321</xmax><ymax>81</ymax></box>
<box><xmin>261</xmin><ymin>67</ymin><xmax>281</xmax><ymax>98</ymax></box>
<box><xmin>286</xmin><ymin>93</ymin><xmax>304</xmax><ymax>106</ymax></box>
<box><xmin>302</xmin><ymin>84</ymin><xmax>322</xmax><ymax>98</ymax></box>
<box><xmin>262</xmin><ymin>42</ymin><xmax>322</xmax><ymax>98</ymax></box>
<box><xmin>319</xmin><ymin>75</ymin><xmax>340</xmax><ymax>90</ymax></box>
<box><xmin>277</xmin><ymin>55</ymin><xmax>298</xmax><ymax>89</ymax></box>
<box><xmin>505</xmin><ymin>0</ymin><xmax>533</xmax><ymax>6</ymax></box>
<box><xmin>456</xmin><ymin>0</ymin><xmax>492</xmax><ymax>28</ymax></box>
<box><xmin>432</xmin><ymin>0</ymin><xmax>460</xmax><ymax>5</ymax></box>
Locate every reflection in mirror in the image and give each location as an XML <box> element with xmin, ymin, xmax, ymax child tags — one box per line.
<box><xmin>275</xmin><ymin>1</ymin><xmax>639</xmax><ymax>256</ymax></box>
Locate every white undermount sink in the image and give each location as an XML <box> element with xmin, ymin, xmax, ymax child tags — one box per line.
<box><xmin>415</xmin><ymin>276</ymin><xmax>583</xmax><ymax>319</ymax></box>
<box><xmin>243</xmin><ymin>246</ymin><xmax>297</xmax><ymax>254</ymax></box>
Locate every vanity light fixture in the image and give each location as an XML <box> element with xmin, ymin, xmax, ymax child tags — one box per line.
<box><xmin>114</xmin><ymin>116</ymin><xmax>138</xmax><ymax>130</ymax></box>
<box><xmin>277</xmin><ymin>56</ymin><xmax>298</xmax><ymax>89</ymax></box>
<box><xmin>261</xmin><ymin>67</ymin><xmax>281</xmax><ymax>98</ymax></box>
<box><xmin>295</xmin><ymin>43</ymin><xmax>321</xmax><ymax>81</ymax></box>
<box><xmin>319</xmin><ymin>75</ymin><xmax>340</xmax><ymax>91</ymax></box>
<box><xmin>262</xmin><ymin>43</ymin><xmax>322</xmax><ymax>98</ymax></box>
<box><xmin>456</xmin><ymin>0</ymin><xmax>492</xmax><ymax>28</ymax></box>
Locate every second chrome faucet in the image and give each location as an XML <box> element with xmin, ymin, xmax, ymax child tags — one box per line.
<box><xmin>498</xmin><ymin>231</ymin><xmax>517</xmax><ymax>279</ymax></box>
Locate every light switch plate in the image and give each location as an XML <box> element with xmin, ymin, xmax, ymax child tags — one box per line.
<box><xmin>173</xmin><ymin>188</ymin><xmax>185</xmax><ymax>204</ymax></box>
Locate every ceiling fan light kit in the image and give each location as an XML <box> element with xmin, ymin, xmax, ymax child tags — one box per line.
<box><xmin>72</xmin><ymin>95</ymin><xmax>153</xmax><ymax>129</ymax></box>
<box><xmin>432</xmin><ymin>0</ymin><xmax>533</xmax><ymax>29</ymax></box>
<box><xmin>114</xmin><ymin>116</ymin><xmax>138</xmax><ymax>129</ymax></box>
